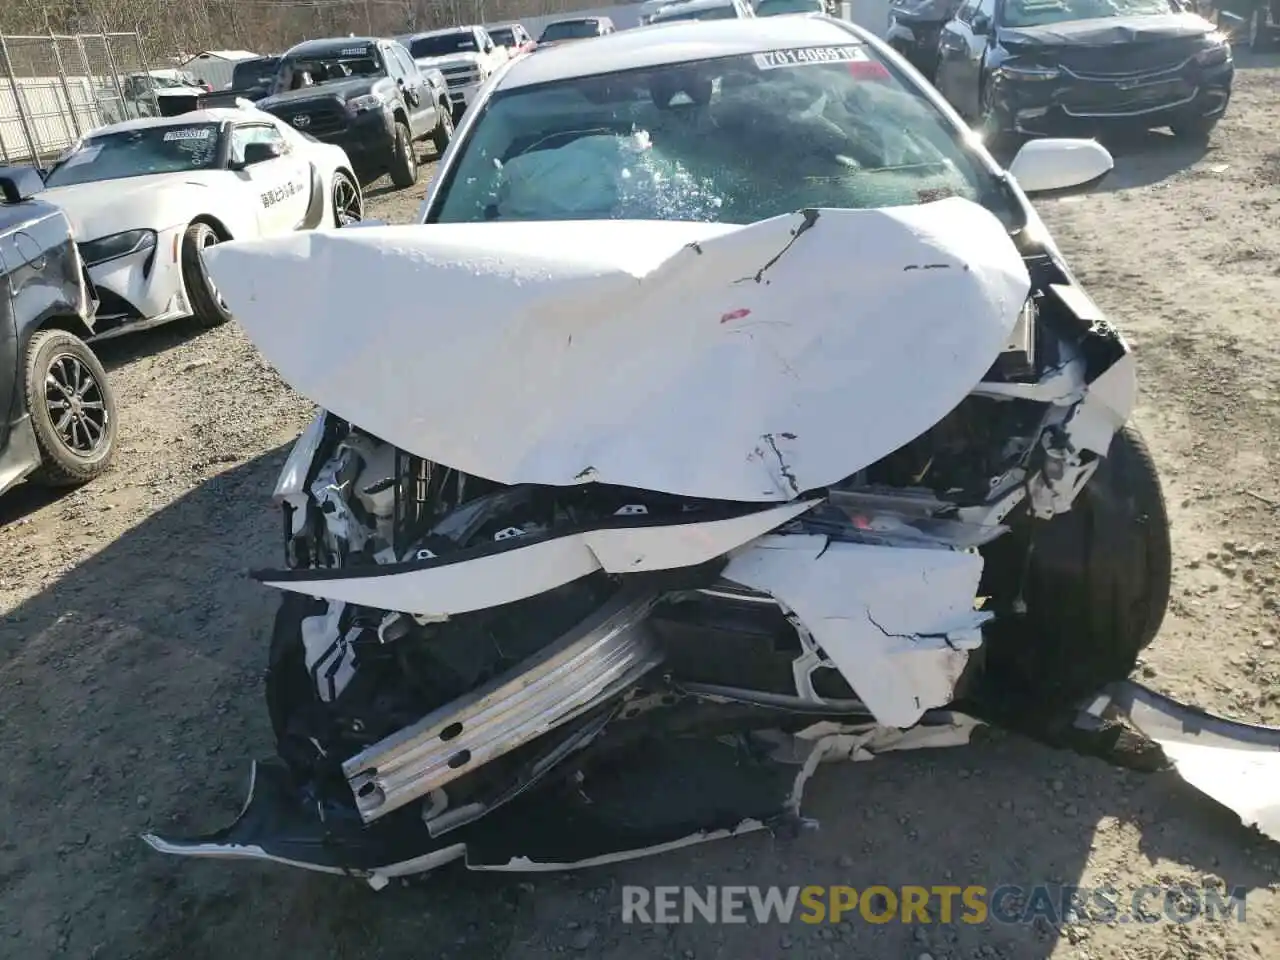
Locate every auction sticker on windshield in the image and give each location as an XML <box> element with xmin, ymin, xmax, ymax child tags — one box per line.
<box><xmin>163</xmin><ymin>127</ymin><xmax>213</xmax><ymax>142</ymax></box>
<box><xmin>753</xmin><ymin>45</ymin><xmax>867</xmax><ymax>70</ymax></box>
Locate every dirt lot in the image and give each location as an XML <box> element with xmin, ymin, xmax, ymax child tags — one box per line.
<box><xmin>3</xmin><ymin>52</ymin><xmax>1280</xmax><ymax>960</ymax></box>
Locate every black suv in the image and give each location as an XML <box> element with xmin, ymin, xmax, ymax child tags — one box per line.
<box><xmin>0</xmin><ymin>168</ymin><xmax>117</xmax><ymax>498</ymax></box>
<box><xmin>257</xmin><ymin>37</ymin><xmax>454</xmax><ymax>188</ymax></box>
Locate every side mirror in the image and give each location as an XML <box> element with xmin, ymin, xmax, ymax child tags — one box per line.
<box><xmin>971</xmin><ymin>13</ymin><xmax>991</xmax><ymax>34</ymax></box>
<box><xmin>0</xmin><ymin>165</ymin><xmax>46</xmax><ymax>202</ymax></box>
<box><xmin>235</xmin><ymin>140</ymin><xmax>284</xmax><ymax>169</ymax></box>
<box><xmin>1007</xmin><ymin>138</ymin><xmax>1113</xmax><ymax>195</ymax></box>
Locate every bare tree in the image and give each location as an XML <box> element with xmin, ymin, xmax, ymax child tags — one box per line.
<box><xmin>1</xmin><ymin>0</ymin><xmax>615</xmax><ymax>57</ymax></box>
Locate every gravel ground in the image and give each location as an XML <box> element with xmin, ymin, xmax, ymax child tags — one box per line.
<box><xmin>2</xmin><ymin>53</ymin><xmax>1280</xmax><ymax>960</ymax></box>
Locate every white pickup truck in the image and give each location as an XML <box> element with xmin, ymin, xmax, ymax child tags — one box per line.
<box><xmin>399</xmin><ymin>26</ymin><xmax>509</xmax><ymax>121</ymax></box>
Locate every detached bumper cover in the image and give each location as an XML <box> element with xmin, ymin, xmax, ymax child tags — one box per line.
<box><xmin>1082</xmin><ymin>681</ymin><xmax>1280</xmax><ymax>843</ymax></box>
<box><xmin>143</xmin><ymin>683</ymin><xmax>1280</xmax><ymax>883</ymax></box>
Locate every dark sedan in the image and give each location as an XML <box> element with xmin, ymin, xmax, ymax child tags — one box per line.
<box><xmin>934</xmin><ymin>0</ymin><xmax>1233</xmax><ymax>144</ymax></box>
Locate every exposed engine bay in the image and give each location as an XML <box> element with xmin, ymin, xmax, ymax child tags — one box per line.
<box><xmin>144</xmin><ymin>201</ymin><xmax>1280</xmax><ymax>884</ymax></box>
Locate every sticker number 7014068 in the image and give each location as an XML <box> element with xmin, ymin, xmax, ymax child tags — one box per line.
<box><xmin>753</xmin><ymin>46</ymin><xmax>867</xmax><ymax>70</ymax></box>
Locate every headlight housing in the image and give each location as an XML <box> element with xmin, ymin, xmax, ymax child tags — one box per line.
<box><xmin>998</xmin><ymin>62</ymin><xmax>1060</xmax><ymax>82</ymax></box>
<box><xmin>79</xmin><ymin>228</ymin><xmax>157</xmax><ymax>267</ymax></box>
<box><xmin>1193</xmin><ymin>32</ymin><xmax>1231</xmax><ymax>66</ymax></box>
<box><xmin>346</xmin><ymin>94</ymin><xmax>384</xmax><ymax>114</ymax></box>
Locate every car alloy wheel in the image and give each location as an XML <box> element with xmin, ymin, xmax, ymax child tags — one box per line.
<box><xmin>44</xmin><ymin>351</ymin><xmax>109</xmax><ymax>457</ymax></box>
<box><xmin>333</xmin><ymin>173</ymin><xmax>363</xmax><ymax>227</ymax></box>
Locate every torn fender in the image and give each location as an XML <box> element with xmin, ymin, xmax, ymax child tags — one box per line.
<box><xmin>206</xmin><ymin>197</ymin><xmax>1030</xmax><ymax>503</ymax></box>
<box><xmin>722</xmin><ymin>535</ymin><xmax>988</xmax><ymax>728</ymax></box>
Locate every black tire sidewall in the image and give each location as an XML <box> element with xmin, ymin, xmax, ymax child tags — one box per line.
<box><xmin>1171</xmin><ymin>114</ymin><xmax>1220</xmax><ymax>141</ymax></box>
<box><xmin>978</xmin><ymin>424</ymin><xmax>1171</xmax><ymax>712</ymax></box>
<box><xmin>332</xmin><ymin>171</ymin><xmax>362</xmax><ymax>226</ymax></box>
<box><xmin>24</xmin><ymin>329</ymin><xmax>118</xmax><ymax>486</ymax></box>
<box><xmin>181</xmin><ymin>222</ymin><xmax>232</xmax><ymax>328</ymax></box>
<box><xmin>431</xmin><ymin>103</ymin><xmax>453</xmax><ymax>152</ymax></box>
<box><xmin>388</xmin><ymin>121</ymin><xmax>417</xmax><ymax>187</ymax></box>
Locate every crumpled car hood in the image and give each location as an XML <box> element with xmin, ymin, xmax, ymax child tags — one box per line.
<box><xmin>205</xmin><ymin>197</ymin><xmax>1029</xmax><ymax>502</ymax></box>
<box><xmin>999</xmin><ymin>13</ymin><xmax>1214</xmax><ymax>47</ymax></box>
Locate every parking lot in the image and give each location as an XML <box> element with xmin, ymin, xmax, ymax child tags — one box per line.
<box><xmin>1</xmin><ymin>46</ymin><xmax>1279</xmax><ymax>960</ymax></box>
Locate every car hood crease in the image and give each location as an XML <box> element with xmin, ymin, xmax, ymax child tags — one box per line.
<box><xmin>999</xmin><ymin>13</ymin><xmax>1215</xmax><ymax>47</ymax></box>
<box><xmin>205</xmin><ymin>196</ymin><xmax>1030</xmax><ymax>502</ymax></box>
<box><xmin>41</xmin><ymin>174</ymin><xmax>214</xmax><ymax>239</ymax></box>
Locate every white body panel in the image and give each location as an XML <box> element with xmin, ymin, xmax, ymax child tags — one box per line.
<box><xmin>722</xmin><ymin>534</ymin><xmax>988</xmax><ymax>728</ymax></box>
<box><xmin>206</xmin><ymin>196</ymin><xmax>1029</xmax><ymax>503</ymax></box>
<box><xmin>261</xmin><ymin>500</ymin><xmax>820</xmax><ymax>615</ymax></box>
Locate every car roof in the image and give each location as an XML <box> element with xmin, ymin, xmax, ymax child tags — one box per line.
<box><xmin>652</xmin><ymin>0</ymin><xmax>740</xmax><ymax>15</ymax></box>
<box><xmin>406</xmin><ymin>26</ymin><xmax>478</xmax><ymax>38</ymax></box>
<box><xmin>284</xmin><ymin>37</ymin><xmax>381</xmax><ymax>57</ymax></box>
<box><xmin>84</xmin><ymin>108</ymin><xmax>272</xmax><ymax>137</ymax></box>
<box><xmin>504</xmin><ymin>15</ymin><xmax>863</xmax><ymax>90</ymax></box>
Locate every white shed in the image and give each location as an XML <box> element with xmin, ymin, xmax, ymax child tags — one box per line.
<box><xmin>181</xmin><ymin>50</ymin><xmax>260</xmax><ymax>90</ymax></box>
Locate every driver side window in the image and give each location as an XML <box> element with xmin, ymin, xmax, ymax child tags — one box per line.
<box><xmin>956</xmin><ymin>0</ymin><xmax>980</xmax><ymax>21</ymax></box>
<box><xmin>381</xmin><ymin>44</ymin><xmax>406</xmax><ymax>81</ymax></box>
<box><xmin>230</xmin><ymin>124</ymin><xmax>287</xmax><ymax>165</ymax></box>
<box><xmin>391</xmin><ymin>44</ymin><xmax>417</xmax><ymax>78</ymax></box>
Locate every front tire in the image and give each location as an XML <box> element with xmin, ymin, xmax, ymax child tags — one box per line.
<box><xmin>388</xmin><ymin>120</ymin><xmax>418</xmax><ymax>189</ymax></box>
<box><xmin>977</xmin><ymin>78</ymin><xmax>1017</xmax><ymax>156</ymax></box>
<box><xmin>331</xmin><ymin>170</ymin><xmax>363</xmax><ymax>227</ymax></box>
<box><xmin>429</xmin><ymin>101</ymin><xmax>454</xmax><ymax>155</ymax></box>
<box><xmin>1249</xmin><ymin>6</ymin><xmax>1276</xmax><ymax>51</ymax></box>
<box><xmin>181</xmin><ymin>222</ymin><xmax>232</xmax><ymax>328</ymax></box>
<box><xmin>1169</xmin><ymin>113</ymin><xmax>1220</xmax><ymax>141</ymax></box>
<box><xmin>23</xmin><ymin>329</ymin><xmax>117</xmax><ymax>487</ymax></box>
<box><xmin>981</xmin><ymin>425</ymin><xmax>1172</xmax><ymax>711</ymax></box>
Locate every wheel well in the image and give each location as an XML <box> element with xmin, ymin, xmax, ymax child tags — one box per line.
<box><xmin>189</xmin><ymin>215</ymin><xmax>232</xmax><ymax>241</ymax></box>
<box><xmin>39</xmin><ymin>314</ymin><xmax>94</xmax><ymax>342</ymax></box>
<box><xmin>337</xmin><ymin>165</ymin><xmax>356</xmax><ymax>186</ymax></box>
<box><xmin>393</xmin><ymin>107</ymin><xmax>409</xmax><ymax>129</ymax></box>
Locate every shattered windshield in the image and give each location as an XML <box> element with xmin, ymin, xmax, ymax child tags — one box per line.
<box><xmin>539</xmin><ymin>20</ymin><xmax>602</xmax><ymax>41</ymax></box>
<box><xmin>44</xmin><ymin>123</ymin><xmax>222</xmax><ymax>187</ymax></box>
<box><xmin>409</xmin><ymin>32</ymin><xmax>478</xmax><ymax>57</ymax></box>
<box><xmin>1001</xmin><ymin>0</ymin><xmax>1174</xmax><ymax>27</ymax></box>
<box><xmin>431</xmin><ymin>46</ymin><xmax>1019</xmax><ymax>228</ymax></box>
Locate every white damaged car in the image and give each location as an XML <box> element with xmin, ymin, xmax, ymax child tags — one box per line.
<box><xmin>146</xmin><ymin>17</ymin><xmax>1280</xmax><ymax>883</ymax></box>
<box><xmin>38</xmin><ymin>106</ymin><xmax>363</xmax><ymax>340</ymax></box>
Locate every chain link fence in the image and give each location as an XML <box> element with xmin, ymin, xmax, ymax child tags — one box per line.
<box><xmin>0</xmin><ymin>32</ymin><xmax>157</xmax><ymax>165</ymax></box>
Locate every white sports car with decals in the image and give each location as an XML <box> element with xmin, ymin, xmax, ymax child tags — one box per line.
<box><xmin>36</xmin><ymin>106</ymin><xmax>363</xmax><ymax>339</ymax></box>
